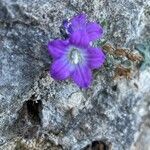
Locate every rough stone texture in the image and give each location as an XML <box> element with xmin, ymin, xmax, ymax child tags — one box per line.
<box><xmin>0</xmin><ymin>0</ymin><xmax>150</xmax><ymax>150</ymax></box>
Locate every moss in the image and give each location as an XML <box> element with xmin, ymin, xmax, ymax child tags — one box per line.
<box><xmin>135</xmin><ymin>40</ymin><xmax>150</xmax><ymax>70</ymax></box>
<box><xmin>15</xmin><ymin>140</ymin><xmax>28</xmax><ymax>150</ymax></box>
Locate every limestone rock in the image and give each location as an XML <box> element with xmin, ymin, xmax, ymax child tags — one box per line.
<box><xmin>0</xmin><ymin>0</ymin><xmax>150</xmax><ymax>150</ymax></box>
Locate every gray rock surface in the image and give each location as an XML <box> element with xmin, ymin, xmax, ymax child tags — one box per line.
<box><xmin>0</xmin><ymin>0</ymin><xmax>150</xmax><ymax>150</ymax></box>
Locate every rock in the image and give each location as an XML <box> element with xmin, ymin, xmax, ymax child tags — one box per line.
<box><xmin>0</xmin><ymin>0</ymin><xmax>150</xmax><ymax>150</ymax></box>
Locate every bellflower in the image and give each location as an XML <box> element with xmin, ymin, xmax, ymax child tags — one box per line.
<box><xmin>48</xmin><ymin>14</ymin><xmax>105</xmax><ymax>88</ymax></box>
<box><xmin>63</xmin><ymin>13</ymin><xmax>103</xmax><ymax>43</ymax></box>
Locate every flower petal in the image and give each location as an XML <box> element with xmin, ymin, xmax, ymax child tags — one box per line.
<box><xmin>50</xmin><ymin>57</ymin><xmax>74</xmax><ymax>80</ymax></box>
<box><xmin>48</xmin><ymin>40</ymin><xmax>69</xmax><ymax>59</ymax></box>
<box><xmin>69</xmin><ymin>30</ymin><xmax>90</xmax><ymax>47</ymax></box>
<box><xmin>71</xmin><ymin>65</ymin><xmax>92</xmax><ymax>88</ymax></box>
<box><xmin>70</xmin><ymin>13</ymin><xmax>87</xmax><ymax>31</ymax></box>
<box><xmin>86</xmin><ymin>22</ymin><xmax>103</xmax><ymax>41</ymax></box>
<box><xmin>87</xmin><ymin>47</ymin><xmax>105</xmax><ymax>69</ymax></box>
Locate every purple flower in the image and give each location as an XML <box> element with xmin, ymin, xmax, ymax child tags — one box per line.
<box><xmin>48</xmin><ymin>14</ymin><xmax>105</xmax><ymax>88</ymax></box>
<box><xmin>63</xmin><ymin>13</ymin><xmax>103</xmax><ymax>43</ymax></box>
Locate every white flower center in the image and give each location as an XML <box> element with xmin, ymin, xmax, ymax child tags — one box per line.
<box><xmin>69</xmin><ymin>48</ymin><xmax>82</xmax><ymax>64</ymax></box>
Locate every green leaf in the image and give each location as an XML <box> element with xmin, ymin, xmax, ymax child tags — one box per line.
<box><xmin>100</xmin><ymin>40</ymin><xmax>107</xmax><ymax>46</ymax></box>
<box><xmin>101</xmin><ymin>20</ymin><xmax>108</xmax><ymax>28</ymax></box>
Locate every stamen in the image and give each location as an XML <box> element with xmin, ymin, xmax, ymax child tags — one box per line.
<box><xmin>69</xmin><ymin>48</ymin><xmax>82</xmax><ymax>64</ymax></box>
